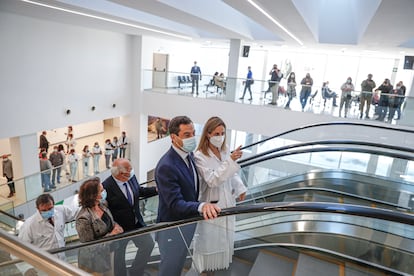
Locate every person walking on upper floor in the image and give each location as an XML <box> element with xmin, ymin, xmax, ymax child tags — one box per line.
<box><xmin>375</xmin><ymin>78</ymin><xmax>393</xmax><ymax>122</ymax></box>
<box><xmin>321</xmin><ymin>81</ymin><xmax>338</xmax><ymax>107</ymax></box>
<box><xmin>155</xmin><ymin>118</ymin><xmax>164</xmax><ymax>139</ymax></box>
<box><xmin>284</xmin><ymin>72</ymin><xmax>297</xmax><ymax>109</ymax></box>
<box><xmin>240</xmin><ymin>66</ymin><xmax>253</xmax><ymax>101</ymax></box>
<box><xmin>155</xmin><ymin>115</ymin><xmax>221</xmax><ymax>276</ymax></box>
<box><xmin>82</xmin><ymin>145</ymin><xmax>92</xmax><ymax>178</ymax></box>
<box><xmin>2</xmin><ymin>154</ymin><xmax>15</xmax><ymax>198</ymax></box>
<box><xmin>19</xmin><ymin>193</ymin><xmax>78</xmax><ymax>253</ymax></box>
<box><xmin>40</xmin><ymin>152</ymin><xmax>54</xmax><ymax>192</ymax></box>
<box><xmin>190</xmin><ymin>61</ymin><xmax>202</xmax><ymax>95</ymax></box>
<box><xmin>299</xmin><ymin>73</ymin><xmax>313</xmax><ymax>111</ymax></box>
<box><xmin>92</xmin><ymin>142</ymin><xmax>102</xmax><ymax>174</ymax></box>
<box><xmin>49</xmin><ymin>146</ymin><xmax>63</xmax><ymax>187</ymax></box>
<box><xmin>119</xmin><ymin>131</ymin><xmax>128</xmax><ymax>158</ymax></box>
<box><xmin>268</xmin><ymin>64</ymin><xmax>283</xmax><ymax>105</ymax></box>
<box><xmin>39</xmin><ymin>131</ymin><xmax>50</xmax><ymax>153</ymax></box>
<box><xmin>192</xmin><ymin>116</ymin><xmax>247</xmax><ymax>274</ymax></box>
<box><xmin>103</xmin><ymin>158</ymin><xmax>158</xmax><ymax>276</ymax></box>
<box><xmin>359</xmin><ymin>74</ymin><xmax>376</xmax><ymax>119</ymax></box>
<box><xmin>67</xmin><ymin>149</ymin><xmax>79</xmax><ymax>182</ymax></box>
<box><xmin>339</xmin><ymin>77</ymin><xmax>355</xmax><ymax>118</ymax></box>
<box><xmin>104</xmin><ymin>139</ymin><xmax>114</xmax><ymax>169</ymax></box>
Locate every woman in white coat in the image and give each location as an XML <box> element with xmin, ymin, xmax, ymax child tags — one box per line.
<box><xmin>193</xmin><ymin>116</ymin><xmax>247</xmax><ymax>274</ymax></box>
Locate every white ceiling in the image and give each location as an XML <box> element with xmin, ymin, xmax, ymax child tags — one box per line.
<box><xmin>2</xmin><ymin>0</ymin><xmax>414</xmax><ymax>55</ymax></box>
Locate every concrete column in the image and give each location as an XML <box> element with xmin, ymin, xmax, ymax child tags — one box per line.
<box><xmin>225</xmin><ymin>39</ymin><xmax>242</xmax><ymax>101</ymax></box>
<box><xmin>365</xmin><ymin>155</ymin><xmax>379</xmax><ymax>175</ymax></box>
<box><xmin>389</xmin><ymin>159</ymin><xmax>407</xmax><ymax>180</ymax></box>
<box><xmin>121</xmin><ymin>35</ymin><xmax>143</xmax><ymax>180</ymax></box>
<box><xmin>10</xmin><ymin>133</ymin><xmax>41</xmax><ymax>202</ymax></box>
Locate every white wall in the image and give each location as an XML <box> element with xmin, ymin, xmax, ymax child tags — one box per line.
<box><xmin>0</xmin><ymin>11</ymin><xmax>133</xmax><ymax>139</ymax></box>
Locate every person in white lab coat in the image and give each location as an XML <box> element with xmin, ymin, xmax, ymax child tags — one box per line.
<box><xmin>192</xmin><ymin>116</ymin><xmax>247</xmax><ymax>273</ymax></box>
<box><xmin>18</xmin><ymin>194</ymin><xmax>78</xmax><ymax>252</ymax></box>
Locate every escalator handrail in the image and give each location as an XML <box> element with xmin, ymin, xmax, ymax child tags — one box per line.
<box><xmin>0</xmin><ymin>209</ymin><xmax>24</xmax><ymax>222</ymax></box>
<box><xmin>49</xmin><ymin>201</ymin><xmax>414</xmax><ymax>254</ymax></box>
<box><xmin>238</xmin><ymin>139</ymin><xmax>414</xmax><ymax>165</ymax></box>
<box><xmin>239</xmin><ymin>145</ymin><xmax>414</xmax><ymax>168</ymax></box>
<box><xmin>238</xmin><ymin>121</ymin><xmax>414</xmax><ymax>151</ymax></box>
<box><xmin>243</xmin><ymin>186</ymin><xmax>412</xmax><ymax>211</ymax></box>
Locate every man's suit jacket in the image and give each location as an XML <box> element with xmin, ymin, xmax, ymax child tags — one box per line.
<box><xmin>103</xmin><ymin>175</ymin><xmax>157</xmax><ymax>232</ymax></box>
<box><xmin>155</xmin><ymin>147</ymin><xmax>200</xmax><ymax>222</ymax></box>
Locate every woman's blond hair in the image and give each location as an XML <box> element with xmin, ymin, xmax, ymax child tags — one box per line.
<box><xmin>197</xmin><ymin>116</ymin><xmax>227</xmax><ymax>156</ymax></box>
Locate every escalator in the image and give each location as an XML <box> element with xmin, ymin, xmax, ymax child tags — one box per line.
<box><xmin>1</xmin><ymin>122</ymin><xmax>414</xmax><ymax>275</ymax></box>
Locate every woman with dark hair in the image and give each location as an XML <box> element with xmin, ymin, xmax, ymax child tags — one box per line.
<box><xmin>284</xmin><ymin>72</ymin><xmax>297</xmax><ymax>109</ymax></box>
<box><xmin>76</xmin><ymin>177</ymin><xmax>123</xmax><ymax>275</ymax></box>
<box><xmin>192</xmin><ymin>116</ymin><xmax>247</xmax><ymax>274</ymax></box>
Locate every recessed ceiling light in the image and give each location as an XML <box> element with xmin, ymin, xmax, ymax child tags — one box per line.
<box><xmin>247</xmin><ymin>0</ymin><xmax>303</xmax><ymax>46</ymax></box>
<box><xmin>21</xmin><ymin>0</ymin><xmax>192</xmax><ymax>40</ymax></box>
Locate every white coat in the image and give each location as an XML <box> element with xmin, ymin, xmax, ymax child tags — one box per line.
<box><xmin>193</xmin><ymin>146</ymin><xmax>247</xmax><ymax>272</ymax></box>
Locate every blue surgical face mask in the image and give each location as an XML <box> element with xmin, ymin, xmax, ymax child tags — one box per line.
<box><xmin>181</xmin><ymin>136</ymin><xmax>197</xmax><ymax>153</ymax></box>
<box><xmin>40</xmin><ymin>208</ymin><xmax>54</xmax><ymax>219</ymax></box>
<box><xmin>100</xmin><ymin>190</ymin><xmax>107</xmax><ymax>203</ymax></box>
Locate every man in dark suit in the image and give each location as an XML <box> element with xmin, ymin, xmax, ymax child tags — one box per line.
<box><xmin>155</xmin><ymin>115</ymin><xmax>221</xmax><ymax>276</ymax></box>
<box><xmin>190</xmin><ymin>61</ymin><xmax>202</xmax><ymax>95</ymax></box>
<box><xmin>103</xmin><ymin>158</ymin><xmax>158</xmax><ymax>276</ymax></box>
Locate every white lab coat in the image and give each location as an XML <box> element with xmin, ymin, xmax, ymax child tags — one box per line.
<box><xmin>18</xmin><ymin>205</ymin><xmax>77</xmax><ymax>251</ymax></box>
<box><xmin>193</xmin><ymin>146</ymin><xmax>247</xmax><ymax>272</ymax></box>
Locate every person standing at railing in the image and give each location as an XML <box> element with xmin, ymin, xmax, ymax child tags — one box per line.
<box><xmin>104</xmin><ymin>139</ymin><xmax>113</xmax><ymax>169</ymax></box>
<box><xmin>299</xmin><ymin>73</ymin><xmax>313</xmax><ymax>111</ymax></box>
<box><xmin>19</xmin><ymin>193</ymin><xmax>78</xmax><ymax>254</ymax></box>
<box><xmin>155</xmin><ymin>115</ymin><xmax>221</xmax><ymax>276</ymax></box>
<box><xmin>111</xmin><ymin>136</ymin><xmax>120</xmax><ymax>161</ymax></box>
<box><xmin>395</xmin><ymin>81</ymin><xmax>406</xmax><ymax>120</ymax></box>
<box><xmin>284</xmin><ymin>72</ymin><xmax>297</xmax><ymax>109</ymax></box>
<box><xmin>103</xmin><ymin>158</ymin><xmax>158</xmax><ymax>276</ymax></box>
<box><xmin>40</xmin><ymin>152</ymin><xmax>54</xmax><ymax>192</ymax></box>
<box><xmin>339</xmin><ymin>77</ymin><xmax>355</xmax><ymax>118</ymax></box>
<box><xmin>239</xmin><ymin>66</ymin><xmax>253</xmax><ymax>101</ymax></box>
<box><xmin>57</xmin><ymin>144</ymin><xmax>68</xmax><ymax>178</ymax></box>
<box><xmin>269</xmin><ymin>64</ymin><xmax>283</xmax><ymax>105</ymax></box>
<box><xmin>375</xmin><ymin>78</ymin><xmax>393</xmax><ymax>122</ymax></box>
<box><xmin>67</xmin><ymin>149</ymin><xmax>79</xmax><ymax>183</ymax></box>
<box><xmin>359</xmin><ymin>74</ymin><xmax>376</xmax><ymax>119</ymax></box>
<box><xmin>119</xmin><ymin>131</ymin><xmax>128</xmax><ymax>158</ymax></box>
<box><xmin>2</xmin><ymin>154</ymin><xmax>15</xmax><ymax>198</ymax></box>
<box><xmin>190</xmin><ymin>61</ymin><xmax>202</xmax><ymax>95</ymax></box>
<box><xmin>49</xmin><ymin>146</ymin><xmax>63</xmax><ymax>187</ymax></box>
<box><xmin>82</xmin><ymin>145</ymin><xmax>92</xmax><ymax>178</ymax></box>
<box><xmin>92</xmin><ymin>142</ymin><xmax>102</xmax><ymax>175</ymax></box>
<box><xmin>192</xmin><ymin>116</ymin><xmax>246</xmax><ymax>274</ymax></box>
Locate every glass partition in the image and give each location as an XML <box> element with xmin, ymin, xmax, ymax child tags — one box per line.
<box><xmin>49</xmin><ymin>205</ymin><xmax>414</xmax><ymax>276</ymax></box>
<box><xmin>142</xmin><ymin>69</ymin><xmax>414</xmax><ymax>128</ymax></box>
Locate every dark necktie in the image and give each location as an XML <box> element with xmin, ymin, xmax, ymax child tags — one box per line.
<box><xmin>187</xmin><ymin>155</ymin><xmax>196</xmax><ymax>191</ymax></box>
<box><xmin>123</xmin><ymin>183</ymin><xmax>133</xmax><ymax>206</ymax></box>
<box><xmin>48</xmin><ymin>218</ymin><xmax>54</xmax><ymax>226</ymax></box>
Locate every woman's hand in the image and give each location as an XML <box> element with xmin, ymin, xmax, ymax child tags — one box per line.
<box><xmin>230</xmin><ymin>146</ymin><xmax>243</xmax><ymax>161</ymax></box>
<box><xmin>238</xmin><ymin>192</ymin><xmax>246</xmax><ymax>201</ymax></box>
<box><xmin>110</xmin><ymin>223</ymin><xmax>124</xmax><ymax>235</ymax></box>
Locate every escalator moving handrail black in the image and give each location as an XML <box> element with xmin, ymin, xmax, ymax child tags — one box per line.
<box><xmin>238</xmin><ymin>121</ymin><xmax>414</xmax><ymax>152</ymax></box>
<box><xmin>0</xmin><ymin>209</ymin><xmax>24</xmax><ymax>222</ymax></box>
<box><xmin>240</xmin><ymin>145</ymin><xmax>414</xmax><ymax>168</ymax></box>
<box><xmin>239</xmin><ymin>139</ymin><xmax>414</xmax><ymax>165</ymax></box>
<box><xmin>49</xmin><ymin>202</ymin><xmax>414</xmax><ymax>255</ymax></box>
